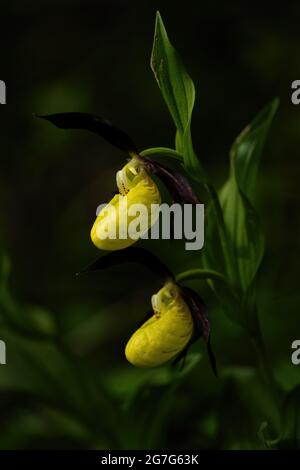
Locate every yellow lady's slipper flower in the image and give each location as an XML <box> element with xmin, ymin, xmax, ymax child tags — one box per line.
<box><xmin>125</xmin><ymin>281</ymin><xmax>193</xmax><ymax>367</ymax></box>
<box><xmin>78</xmin><ymin>247</ymin><xmax>215</xmax><ymax>374</ymax></box>
<box><xmin>90</xmin><ymin>157</ymin><xmax>161</xmax><ymax>250</ymax></box>
<box><xmin>37</xmin><ymin>113</ymin><xmax>199</xmax><ymax>252</ymax></box>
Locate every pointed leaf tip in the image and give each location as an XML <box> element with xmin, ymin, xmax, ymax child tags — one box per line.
<box><xmin>150</xmin><ymin>11</ymin><xmax>205</xmax><ymax>183</ymax></box>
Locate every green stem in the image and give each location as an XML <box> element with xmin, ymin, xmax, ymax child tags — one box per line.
<box><xmin>250</xmin><ymin>309</ymin><xmax>283</xmax><ymax>429</ymax></box>
<box><xmin>176</xmin><ymin>268</ymin><xmax>227</xmax><ymax>284</ymax></box>
<box><xmin>141</xmin><ymin>147</ymin><xmax>236</xmax><ymax>284</ymax></box>
<box><xmin>140</xmin><ymin>147</ymin><xmax>184</xmax><ymax>162</ymax></box>
<box><xmin>203</xmin><ymin>182</ymin><xmax>237</xmax><ymax>284</ymax></box>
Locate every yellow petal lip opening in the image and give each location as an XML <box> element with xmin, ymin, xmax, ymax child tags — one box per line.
<box><xmin>125</xmin><ymin>281</ymin><xmax>194</xmax><ymax>368</ymax></box>
<box><xmin>90</xmin><ymin>157</ymin><xmax>161</xmax><ymax>251</ymax></box>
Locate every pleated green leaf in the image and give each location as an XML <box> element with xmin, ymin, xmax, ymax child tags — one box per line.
<box><xmin>151</xmin><ymin>12</ymin><xmax>206</xmax><ymax>182</ymax></box>
<box><xmin>220</xmin><ymin>99</ymin><xmax>279</xmax><ymax>291</ymax></box>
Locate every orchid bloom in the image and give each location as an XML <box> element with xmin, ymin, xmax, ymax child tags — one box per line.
<box><xmin>37</xmin><ymin>112</ymin><xmax>199</xmax><ymax>250</ymax></box>
<box><xmin>125</xmin><ymin>281</ymin><xmax>193</xmax><ymax>367</ymax></box>
<box><xmin>81</xmin><ymin>248</ymin><xmax>216</xmax><ymax>374</ymax></box>
<box><xmin>90</xmin><ymin>156</ymin><xmax>161</xmax><ymax>250</ymax></box>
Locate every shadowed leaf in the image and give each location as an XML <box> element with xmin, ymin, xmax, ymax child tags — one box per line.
<box><xmin>220</xmin><ymin>99</ymin><xmax>279</xmax><ymax>291</ymax></box>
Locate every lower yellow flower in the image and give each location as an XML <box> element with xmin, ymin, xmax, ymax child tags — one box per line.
<box><xmin>125</xmin><ymin>281</ymin><xmax>194</xmax><ymax>367</ymax></box>
<box><xmin>91</xmin><ymin>157</ymin><xmax>161</xmax><ymax>250</ymax></box>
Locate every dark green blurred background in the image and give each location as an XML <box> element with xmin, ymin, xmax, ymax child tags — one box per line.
<box><xmin>0</xmin><ymin>0</ymin><xmax>299</xmax><ymax>449</ymax></box>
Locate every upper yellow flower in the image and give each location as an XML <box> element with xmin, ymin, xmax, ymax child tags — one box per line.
<box><xmin>90</xmin><ymin>157</ymin><xmax>161</xmax><ymax>250</ymax></box>
<box><xmin>125</xmin><ymin>281</ymin><xmax>193</xmax><ymax>367</ymax></box>
<box><xmin>37</xmin><ymin>113</ymin><xmax>198</xmax><ymax>252</ymax></box>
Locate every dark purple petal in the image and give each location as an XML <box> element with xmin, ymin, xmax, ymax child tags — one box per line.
<box><xmin>180</xmin><ymin>286</ymin><xmax>217</xmax><ymax>377</ymax></box>
<box><xmin>78</xmin><ymin>247</ymin><xmax>174</xmax><ymax>281</ymax></box>
<box><xmin>36</xmin><ymin>112</ymin><xmax>138</xmax><ymax>155</ymax></box>
<box><xmin>181</xmin><ymin>286</ymin><xmax>210</xmax><ymax>341</ymax></box>
<box><xmin>207</xmin><ymin>335</ymin><xmax>217</xmax><ymax>377</ymax></box>
<box><xmin>144</xmin><ymin>159</ymin><xmax>200</xmax><ymax>204</ymax></box>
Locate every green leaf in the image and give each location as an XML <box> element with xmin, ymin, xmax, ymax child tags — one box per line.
<box><xmin>280</xmin><ymin>385</ymin><xmax>300</xmax><ymax>449</ymax></box>
<box><xmin>151</xmin><ymin>12</ymin><xmax>206</xmax><ymax>182</ymax></box>
<box><xmin>231</xmin><ymin>99</ymin><xmax>279</xmax><ymax>204</ymax></box>
<box><xmin>151</xmin><ymin>12</ymin><xmax>194</xmax><ymax>135</ymax></box>
<box><xmin>220</xmin><ymin>178</ymin><xmax>265</xmax><ymax>292</ymax></box>
<box><xmin>220</xmin><ymin>99</ymin><xmax>279</xmax><ymax>292</ymax></box>
<box><xmin>176</xmin><ymin>267</ymin><xmax>251</xmax><ymax>329</ymax></box>
<box><xmin>220</xmin><ymin>366</ymin><xmax>281</xmax><ymax>449</ymax></box>
<box><xmin>121</xmin><ymin>353</ymin><xmax>202</xmax><ymax>449</ymax></box>
<box><xmin>0</xmin><ymin>257</ymin><xmax>56</xmax><ymax>340</ymax></box>
<box><xmin>258</xmin><ymin>421</ymin><xmax>280</xmax><ymax>449</ymax></box>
